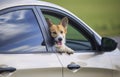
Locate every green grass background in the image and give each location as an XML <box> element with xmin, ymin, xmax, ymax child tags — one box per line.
<box><xmin>43</xmin><ymin>0</ymin><xmax>120</xmax><ymax>37</ymax></box>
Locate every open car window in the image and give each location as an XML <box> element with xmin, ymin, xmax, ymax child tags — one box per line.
<box><xmin>42</xmin><ymin>11</ymin><xmax>92</xmax><ymax>51</ymax></box>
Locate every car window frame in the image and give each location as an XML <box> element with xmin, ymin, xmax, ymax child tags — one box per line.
<box><xmin>37</xmin><ymin>6</ymin><xmax>100</xmax><ymax>52</ymax></box>
<box><xmin>0</xmin><ymin>6</ymin><xmax>51</xmax><ymax>54</ymax></box>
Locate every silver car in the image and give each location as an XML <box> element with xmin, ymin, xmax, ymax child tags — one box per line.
<box><xmin>0</xmin><ymin>0</ymin><xmax>120</xmax><ymax>77</ymax></box>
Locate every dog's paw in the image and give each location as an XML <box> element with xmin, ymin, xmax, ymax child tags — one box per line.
<box><xmin>64</xmin><ymin>46</ymin><xmax>74</xmax><ymax>55</ymax></box>
<box><xmin>65</xmin><ymin>47</ymin><xmax>74</xmax><ymax>55</ymax></box>
<box><xmin>57</xmin><ymin>48</ymin><xmax>66</xmax><ymax>54</ymax></box>
<box><xmin>56</xmin><ymin>45</ymin><xmax>74</xmax><ymax>55</ymax></box>
<box><xmin>58</xmin><ymin>50</ymin><xmax>65</xmax><ymax>55</ymax></box>
<box><xmin>58</xmin><ymin>52</ymin><xmax>63</xmax><ymax>55</ymax></box>
<box><xmin>66</xmin><ymin>50</ymin><xmax>74</xmax><ymax>55</ymax></box>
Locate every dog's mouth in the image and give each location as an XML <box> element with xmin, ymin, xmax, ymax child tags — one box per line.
<box><xmin>56</xmin><ymin>41</ymin><xmax>62</xmax><ymax>46</ymax></box>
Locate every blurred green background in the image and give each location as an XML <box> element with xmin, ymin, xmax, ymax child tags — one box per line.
<box><xmin>43</xmin><ymin>0</ymin><xmax>120</xmax><ymax>37</ymax></box>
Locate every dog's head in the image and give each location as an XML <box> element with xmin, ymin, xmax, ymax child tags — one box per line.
<box><xmin>46</xmin><ymin>17</ymin><xmax>68</xmax><ymax>46</ymax></box>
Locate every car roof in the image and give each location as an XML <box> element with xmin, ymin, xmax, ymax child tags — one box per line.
<box><xmin>0</xmin><ymin>0</ymin><xmax>74</xmax><ymax>13</ymax></box>
<box><xmin>0</xmin><ymin>0</ymin><xmax>61</xmax><ymax>10</ymax></box>
<box><xmin>0</xmin><ymin>0</ymin><xmax>76</xmax><ymax>19</ymax></box>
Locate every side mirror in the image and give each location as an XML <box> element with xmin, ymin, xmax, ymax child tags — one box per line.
<box><xmin>101</xmin><ymin>37</ymin><xmax>117</xmax><ymax>51</ymax></box>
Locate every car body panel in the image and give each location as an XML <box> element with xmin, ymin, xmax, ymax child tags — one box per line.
<box><xmin>57</xmin><ymin>53</ymin><xmax>112</xmax><ymax>70</ymax></box>
<box><xmin>107</xmin><ymin>49</ymin><xmax>120</xmax><ymax>71</ymax></box>
<box><xmin>57</xmin><ymin>49</ymin><xmax>120</xmax><ymax>77</ymax></box>
<box><xmin>63</xmin><ymin>68</ymin><xmax>112</xmax><ymax>77</ymax></box>
<box><xmin>57</xmin><ymin>52</ymin><xmax>112</xmax><ymax>77</ymax></box>
<box><xmin>0</xmin><ymin>53</ymin><xmax>62</xmax><ymax>77</ymax></box>
<box><xmin>109</xmin><ymin>49</ymin><xmax>120</xmax><ymax>77</ymax></box>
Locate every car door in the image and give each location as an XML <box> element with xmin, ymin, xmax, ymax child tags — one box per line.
<box><xmin>40</xmin><ymin>7</ymin><xmax>113</xmax><ymax>77</ymax></box>
<box><xmin>0</xmin><ymin>6</ymin><xmax>62</xmax><ymax>77</ymax></box>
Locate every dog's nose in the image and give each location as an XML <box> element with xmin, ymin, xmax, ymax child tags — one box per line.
<box><xmin>58</xmin><ymin>38</ymin><xmax>62</xmax><ymax>41</ymax></box>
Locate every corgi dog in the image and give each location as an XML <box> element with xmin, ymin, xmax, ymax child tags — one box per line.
<box><xmin>46</xmin><ymin>17</ymin><xmax>74</xmax><ymax>54</ymax></box>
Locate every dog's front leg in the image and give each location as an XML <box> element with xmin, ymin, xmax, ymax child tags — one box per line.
<box><xmin>55</xmin><ymin>45</ymin><xmax>66</xmax><ymax>54</ymax></box>
<box><xmin>57</xmin><ymin>49</ymin><xmax>65</xmax><ymax>54</ymax></box>
<box><xmin>55</xmin><ymin>45</ymin><xmax>74</xmax><ymax>55</ymax></box>
<box><xmin>64</xmin><ymin>46</ymin><xmax>74</xmax><ymax>54</ymax></box>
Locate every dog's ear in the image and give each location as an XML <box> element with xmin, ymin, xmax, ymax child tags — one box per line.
<box><xmin>46</xmin><ymin>18</ymin><xmax>53</xmax><ymax>27</ymax></box>
<box><xmin>60</xmin><ymin>17</ymin><xmax>68</xmax><ymax>29</ymax></box>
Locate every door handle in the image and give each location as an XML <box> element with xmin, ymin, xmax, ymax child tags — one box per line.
<box><xmin>67</xmin><ymin>62</ymin><xmax>80</xmax><ymax>70</ymax></box>
<box><xmin>0</xmin><ymin>67</ymin><xmax>16</xmax><ymax>74</ymax></box>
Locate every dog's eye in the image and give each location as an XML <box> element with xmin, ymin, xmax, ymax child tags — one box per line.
<box><xmin>60</xmin><ymin>31</ymin><xmax>63</xmax><ymax>34</ymax></box>
<box><xmin>52</xmin><ymin>32</ymin><xmax>57</xmax><ymax>34</ymax></box>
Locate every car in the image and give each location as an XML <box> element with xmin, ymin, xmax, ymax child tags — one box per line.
<box><xmin>0</xmin><ymin>0</ymin><xmax>120</xmax><ymax>77</ymax></box>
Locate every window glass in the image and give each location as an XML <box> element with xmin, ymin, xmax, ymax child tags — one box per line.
<box><xmin>43</xmin><ymin>12</ymin><xmax>92</xmax><ymax>51</ymax></box>
<box><xmin>0</xmin><ymin>10</ymin><xmax>46</xmax><ymax>53</ymax></box>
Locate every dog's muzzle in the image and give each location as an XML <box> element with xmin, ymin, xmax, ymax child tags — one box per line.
<box><xmin>55</xmin><ymin>37</ymin><xmax>63</xmax><ymax>45</ymax></box>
